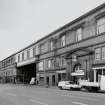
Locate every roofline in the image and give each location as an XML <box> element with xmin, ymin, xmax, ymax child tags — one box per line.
<box><xmin>13</xmin><ymin>2</ymin><xmax>105</xmax><ymax>55</ymax></box>
<box><xmin>0</xmin><ymin>42</ymin><xmax>35</xmax><ymax>63</ymax></box>
<box><xmin>35</xmin><ymin>3</ymin><xmax>105</xmax><ymax>43</ymax></box>
<box><xmin>1</xmin><ymin>3</ymin><xmax>105</xmax><ymax>62</ymax></box>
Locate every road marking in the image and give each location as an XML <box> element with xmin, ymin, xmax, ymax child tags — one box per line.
<box><xmin>56</xmin><ymin>93</ymin><xmax>99</xmax><ymax>101</ymax></box>
<box><xmin>72</xmin><ymin>101</ymin><xmax>87</xmax><ymax>105</ymax></box>
<box><xmin>7</xmin><ymin>93</ymin><xmax>17</xmax><ymax>97</ymax></box>
<box><xmin>29</xmin><ymin>99</ymin><xmax>48</xmax><ymax>105</ymax></box>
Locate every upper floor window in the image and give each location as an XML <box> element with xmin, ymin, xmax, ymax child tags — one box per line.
<box><xmin>39</xmin><ymin>61</ymin><xmax>44</xmax><ymax>71</ymax></box>
<box><xmin>56</xmin><ymin>56</ymin><xmax>60</xmax><ymax>67</ymax></box>
<box><xmin>29</xmin><ymin>48</ymin><xmax>33</xmax><ymax>58</ymax></box>
<box><xmin>102</xmin><ymin>47</ymin><xmax>105</xmax><ymax>59</ymax></box>
<box><xmin>76</xmin><ymin>28</ymin><xmax>82</xmax><ymax>41</ymax></box>
<box><xmin>47</xmin><ymin>59</ymin><xmax>51</xmax><ymax>68</ymax></box>
<box><xmin>33</xmin><ymin>47</ymin><xmax>36</xmax><ymax>56</ymax></box>
<box><xmin>59</xmin><ymin>56</ymin><xmax>66</xmax><ymax>67</ymax></box>
<box><xmin>22</xmin><ymin>53</ymin><xmax>24</xmax><ymax>61</ymax></box>
<box><xmin>18</xmin><ymin>55</ymin><xmax>20</xmax><ymax>62</ymax></box>
<box><xmin>40</xmin><ymin>43</ymin><xmax>45</xmax><ymax>54</ymax></box>
<box><xmin>27</xmin><ymin>50</ymin><xmax>30</xmax><ymax>59</ymax></box>
<box><xmin>97</xmin><ymin>17</ymin><xmax>105</xmax><ymax>34</ymax></box>
<box><xmin>95</xmin><ymin>48</ymin><xmax>101</xmax><ymax>60</ymax></box>
<box><xmin>36</xmin><ymin>45</ymin><xmax>40</xmax><ymax>55</ymax></box>
<box><xmin>61</xmin><ymin>35</ymin><xmax>66</xmax><ymax>47</ymax></box>
<box><xmin>50</xmin><ymin>40</ymin><xmax>54</xmax><ymax>51</ymax></box>
<box><xmin>47</xmin><ymin>59</ymin><xmax>54</xmax><ymax>69</ymax></box>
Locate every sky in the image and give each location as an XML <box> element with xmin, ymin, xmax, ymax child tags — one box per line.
<box><xmin>0</xmin><ymin>0</ymin><xmax>105</xmax><ymax>61</ymax></box>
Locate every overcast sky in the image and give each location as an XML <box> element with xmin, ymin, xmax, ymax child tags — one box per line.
<box><xmin>0</xmin><ymin>0</ymin><xmax>105</xmax><ymax>60</ymax></box>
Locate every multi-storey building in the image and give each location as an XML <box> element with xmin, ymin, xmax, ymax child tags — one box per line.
<box><xmin>0</xmin><ymin>55</ymin><xmax>16</xmax><ymax>83</ymax></box>
<box><xmin>36</xmin><ymin>3</ymin><xmax>105</xmax><ymax>86</ymax></box>
<box><xmin>1</xmin><ymin>3</ymin><xmax>105</xmax><ymax>86</ymax></box>
<box><xmin>15</xmin><ymin>44</ymin><xmax>38</xmax><ymax>83</ymax></box>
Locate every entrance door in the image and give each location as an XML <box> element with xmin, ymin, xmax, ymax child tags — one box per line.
<box><xmin>58</xmin><ymin>74</ymin><xmax>61</xmax><ymax>82</ymax></box>
<box><xmin>52</xmin><ymin>75</ymin><xmax>55</xmax><ymax>86</ymax></box>
<box><xmin>46</xmin><ymin>77</ymin><xmax>49</xmax><ymax>85</ymax></box>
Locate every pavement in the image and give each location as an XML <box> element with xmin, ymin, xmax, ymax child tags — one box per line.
<box><xmin>0</xmin><ymin>84</ymin><xmax>105</xmax><ymax>105</ymax></box>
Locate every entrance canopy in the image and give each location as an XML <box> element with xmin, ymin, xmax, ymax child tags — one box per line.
<box><xmin>65</xmin><ymin>47</ymin><xmax>94</xmax><ymax>59</ymax></box>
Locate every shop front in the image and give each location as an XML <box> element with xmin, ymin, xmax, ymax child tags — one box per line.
<box><xmin>92</xmin><ymin>66</ymin><xmax>105</xmax><ymax>82</ymax></box>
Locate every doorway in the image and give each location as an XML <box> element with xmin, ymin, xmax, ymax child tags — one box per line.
<box><xmin>46</xmin><ymin>76</ymin><xmax>49</xmax><ymax>85</ymax></box>
<box><xmin>52</xmin><ymin>75</ymin><xmax>55</xmax><ymax>86</ymax></box>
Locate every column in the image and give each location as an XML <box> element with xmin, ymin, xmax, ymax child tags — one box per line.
<box><xmin>66</xmin><ymin>60</ymin><xmax>70</xmax><ymax>81</ymax></box>
<box><xmin>102</xmin><ymin>69</ymin><xmax>104</xmax><ymax>75</ymax></box>
<box><xmin>94</xmin><ymin>69</ymin><xmax>96</xmax><ymax>82</ymax></box>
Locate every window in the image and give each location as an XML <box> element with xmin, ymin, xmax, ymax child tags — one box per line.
<box><xmin>17</xmin><ymin>54</ymin><xmax>20</xmax><ymax>62</ymax></box>
<box><xmin>47</xmin><ymin>59</ymin><xmax>54</xmax><ymax>69</ymax></box>
<box><xmin>61</xmin><ymin>56</ymin><xmax>66</xmax><ymax>66</ymax></box>
<box><xmin>95</xmin><ymin>48</ymin><xmax>101</xmax><ymax>60</ymax></box>
<box><xmin>56</xmin><ymin>57</ymin><xmax>60</xmax><ymax>67</ymax></box>
<box><xmin>47</xmin><ymin>59</ymin><xmax>51</xmax><ymax>68</ymax></box>
<box><xmin>39</xmin><ymin>61</ymin><xmax>44</xmax><ymax>71</ymax></box>
<box><xmin>40</xmin><ymin>44</ymin><xmax>45</xmax><ymax>54</ymax></box>
<box><xmin>59</xmin><ymin>56</ymin><xmax>65</xmax><ymax>67</ymax></box>
<box><xmin>30</xmin><ymin>48</ymin><xmax>33</xmax><ymax>58</ymax></box>
<box><xmin>22</xmin><ymin>53</ymin><xmax>24</xmax><ymax>61</ymax></box>
<box><xmin>76</xmin><ymin>28</ymin><xmax>82</xmax><ymax>41</ymax></box>
<box><xmin>97</xmin><ymin>17</ymin><xmax>105</xmax><ymax>34</ymax></box>
<box><xmin>50</xmin><ymin>40</ymin><xmax>54</xmax><ymax>51</ymax></box>
<box><xmin>61</xmin><ymin>35</ymin><xmax>66</xmax><ymax>47</ymax></box>
<box><xmin>102</xmin><ymin>47</ymin><xmax>105</xmax><ymax>59</ymax></box>
<box><xmin>33</xmin><ymin>47</ymin><xmax>36</xmax><ymax>56</ymax></box>
<box><xmin>27</xmin><ymin>50</ymin><xmax>30</xmax><ymax>59</ymax></box>
<box><xmin>36</xmin><ymin>45</ymin><xmax>40</xmax><ymax>55</ymax></box>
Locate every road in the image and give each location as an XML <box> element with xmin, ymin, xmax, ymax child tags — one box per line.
<box><xmin>0</xmin><ymin>84</ymin><xmax>105</xmax><ymax>105</ymax></box>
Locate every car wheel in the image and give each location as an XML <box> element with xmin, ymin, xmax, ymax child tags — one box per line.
<box><xmin>59</xmin><ymin>86</ymin><xmax>63</xmax><ymax>90</ymax></box>
<box><xmin>69</xmin><ymin>87</ymin><xmax>72</xmax><ymax>90</ymax></box>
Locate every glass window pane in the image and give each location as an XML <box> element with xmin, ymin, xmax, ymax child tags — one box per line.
<box><xmin>76</xmin><ymin>28</ymin><xmax>82</xmax><ymax>41</ymax></box>
<box><xmin>102</xmin><ymin>47</ymin><xmax>105</xmax><ymax>59</ymax></box>
<box><xmin>61</xmin><ymin>35</ymin><xmax>66</xmax><ymax>47</ymax></box>
<box><xmin>98</xmin><ymin>25</ymin><xmax>105</xmax><ymax>34</ymax></box>
<box><xmin>95</xmin><ymin>48</ymin><xmax>101</xmax><ymax>60</ymax></box>
<box><xmin>97</xmin><ymin>18</ymin><xmax>105</xmax><ymax>34</ymax></box>
<box><xmin>39</xmin><ymin>61</ymin><xmax>44</xmax><ymax>71</ymax></box>
<box><xmin>97</xmin><ymin>18</ymin><xmax>105</xmax><ymax>26</ymax></box>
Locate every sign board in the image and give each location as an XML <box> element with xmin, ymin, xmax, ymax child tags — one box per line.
<box><xmin>71</xmin><ymin>70</ymin><xmax>84</xmax><ymax>76</ymax></box>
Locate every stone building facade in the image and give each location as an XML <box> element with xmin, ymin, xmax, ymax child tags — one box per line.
<box><xmin>0</xmin><ymin>55</ymin><xmax>16</xmax><ymax>83</ymax></box>
<box><xmin>1</xmin><ymin>3</ymin><xmax>105</xmax><ymax>85</ymax></box>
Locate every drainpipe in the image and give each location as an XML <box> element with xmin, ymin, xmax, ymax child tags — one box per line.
<box><xmin>85</xmin><ymin>59</ymin><xmax>87</xmax><ymax>80</ymax></box>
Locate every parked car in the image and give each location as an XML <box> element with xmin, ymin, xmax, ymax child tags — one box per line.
<box><xmin>58</xmin><ymin>81</ymin><xmax>81</xmax><ymax>90</ymax></box>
